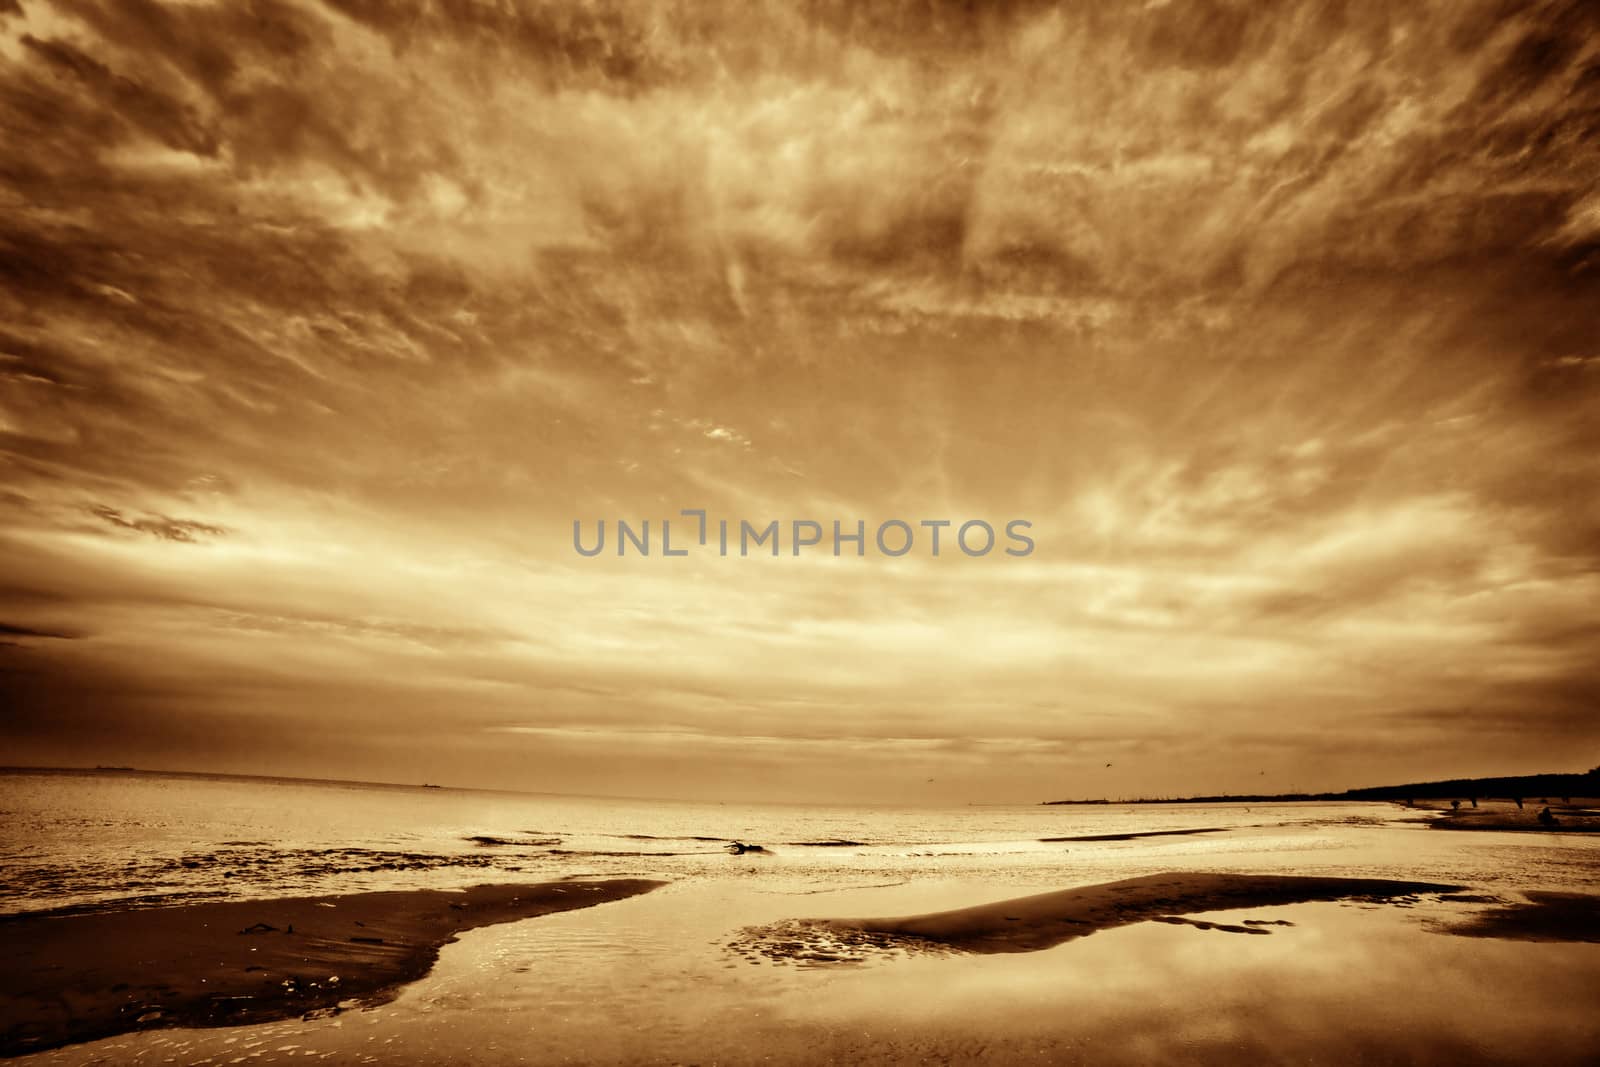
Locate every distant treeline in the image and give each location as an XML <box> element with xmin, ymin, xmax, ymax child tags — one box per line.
<box><xmin>1044</xmin><ymin>767</ymin><xmax>1600</xmax><ymax>805</ymax></box>
<box><xmin>1339</xmin><ymin>767</ymin><xmax>1600</xmax><ymax>802</ymax></box>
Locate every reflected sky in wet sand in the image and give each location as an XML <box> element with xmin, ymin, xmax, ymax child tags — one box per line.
<box><xmin>23</xmin><ymin>878</ymin><xmax>1600</xmax><ymax>1066</ymax></box>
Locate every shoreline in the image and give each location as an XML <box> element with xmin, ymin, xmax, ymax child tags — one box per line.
<box><xmin>0</xmin><ymin>878</ymin><xmax>664</xmax><ymax>1059</ymax></box>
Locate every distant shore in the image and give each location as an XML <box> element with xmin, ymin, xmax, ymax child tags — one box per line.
<box><xmin>0</xmin><ymin>878</ymin><xmax>663</xmax><ymax>1059</ymax></box>
<box><xmin>1037</xmin><ymin>794</ymin><xmax>1600</xmax><ymax>833</ymax></box>
<box><xmin>1043</xmin><ymin>767</ymin><xmax>1600</xmax><ymax>806</ymax></box>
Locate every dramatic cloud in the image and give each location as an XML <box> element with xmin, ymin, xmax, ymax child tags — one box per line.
<box><xmin>0</xmin><ymin>0</ymin><xmax>1596</xmax><ymax>801</ymax></box>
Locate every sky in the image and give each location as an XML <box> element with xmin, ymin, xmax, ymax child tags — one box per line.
<box><xmin>1</xmin><ymin>0</ymin><xmax>1597</xmax><ymax>804</ymax></box>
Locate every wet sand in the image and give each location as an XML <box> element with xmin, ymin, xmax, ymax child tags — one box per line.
<box><xmin>10</xmin><ymin>871</ymin><xmax>1600</xmax><ymax>1065</ymax></box>
<box><xmin>1440</xmin><ymin>891</ymin><xmax>1600</xmax><ymax>942</ymax></box>
<box><xmin>1429</xmin><ymin>811</ymin><xmax>1600</xmax><ymax>832</ymax></box>
<box><xmin>0</xmin><ymin>878</ymin><xmax>662</xmax><ymax>1059</ymax></box>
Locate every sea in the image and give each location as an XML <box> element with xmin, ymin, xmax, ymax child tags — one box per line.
<box><xmin>4</xmin><ymin>767</ymin><xmax>1597</xmax><ymax>918</ymax></box>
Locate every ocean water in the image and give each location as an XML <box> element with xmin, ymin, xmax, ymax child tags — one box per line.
<box><xmin>3</xmin><ymin>768</ymin><xmax>1597</xmax><ymax>917</ymax></box>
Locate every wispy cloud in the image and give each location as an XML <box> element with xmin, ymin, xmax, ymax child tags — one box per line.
<box><xmin>0</xmin><ymin>0</ymin><xmax>1596</xmax><ymax>799</ymax></box>
<box><xmin>87</xmin><ymin>504</ymin><xmax>226</xmax><ymax>542</ymax></box>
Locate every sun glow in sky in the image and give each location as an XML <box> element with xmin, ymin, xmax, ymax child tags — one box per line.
<box><xmin>2</xmin><ymin>0</ymin><xmax>1598</xmax><ymax>802</ymax></box>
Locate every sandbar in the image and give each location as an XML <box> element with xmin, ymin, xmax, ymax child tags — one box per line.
<box><xmin>819</xmin><ymin>872</ymin><xmax>1460</xmax><ymax>954</ymax></box>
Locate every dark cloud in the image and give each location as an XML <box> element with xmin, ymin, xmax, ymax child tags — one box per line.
<box><xmin>0</xmin><ymin>621</ymin><xmax>78</xmax><ymax>639</ymax></box>
<box><xmin>19</xmin><ymin>33</ymin><xmax>220</xmax><ymax>154</ymax></box>
<box><xmin>87</xmin><ymin>505</ymin><xmax>226</xmax><ymax>542</ymax></box>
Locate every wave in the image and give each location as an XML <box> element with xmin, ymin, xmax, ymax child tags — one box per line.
<box><xmin>545</xmin><ymin>848</ymin><xmax>727</xmax><ymax>858</ymax></box>
<box><xmin>1038</xmin><ymin>827</ymin><xmax>1229</xmax><ymax>843</ymax></box>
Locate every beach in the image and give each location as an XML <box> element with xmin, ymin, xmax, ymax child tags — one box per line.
<box><xmin>1</xmin><ymin>879</ymin><xmax>663</xmax><ymax>1058</ymax></box>
<box><xmin>5</xmin><ymin>0</ymin><xmax>1598</xmax><ymax>1060</ymax></box>
<box><xmin>6</xmin><ymin>872</ymin><xmax>1599</xmax><ymax>1065</ymax></box>
<box><xmin>3</xmin><ymin>771</ymin><xmax>1600</xmax><ymax>1064</ymax></box>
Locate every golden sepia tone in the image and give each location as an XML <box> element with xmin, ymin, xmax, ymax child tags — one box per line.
<box><xmin>1</xmin><ymin>2</ymin><xmax>1598</xmax><ymax>1065</ymax></box>
<box><xmin>3</xmin><ymin>0</ymin><xmax>1599</xmax><ymax>801</ymax></box>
